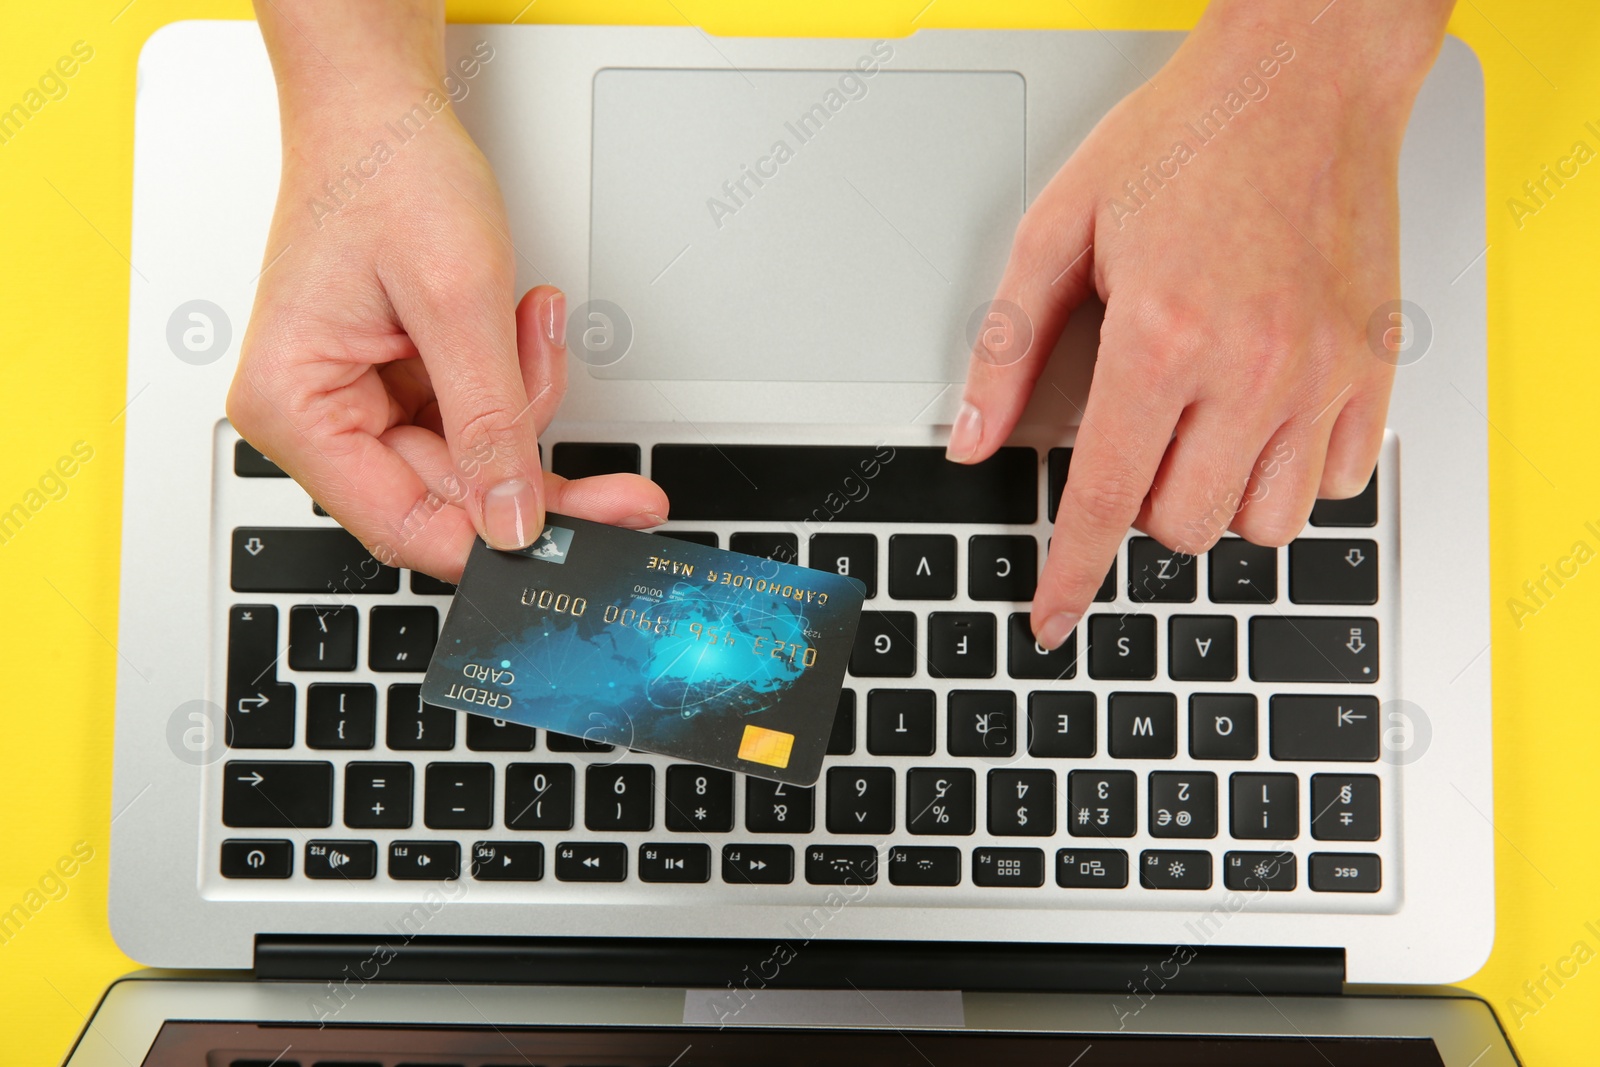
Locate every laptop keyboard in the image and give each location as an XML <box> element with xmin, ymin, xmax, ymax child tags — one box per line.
<box><xmin>211</xmin><ymin>427</ymin><xmax>1394</xmax><ymax>907</ymax></box>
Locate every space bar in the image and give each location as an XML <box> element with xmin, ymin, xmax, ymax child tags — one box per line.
<box><xmin>650</xmin><ymin>445</ymin><xmax>1038</xmax><ymax>524</ymax></box>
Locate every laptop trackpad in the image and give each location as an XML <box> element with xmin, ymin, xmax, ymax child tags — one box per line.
<box><xmin>589</xmin><ymin>67</ymin><xmax>1025</xmax><ymax>382</ymax></box>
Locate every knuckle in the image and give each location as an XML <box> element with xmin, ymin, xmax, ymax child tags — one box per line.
<box><xmin>451</xmin><ymin>402</ymin><xmax>524</xmax><ymax>470</ymax></box>
<box><xmin>1235</xmin><ymin>506</ymin><xmax>1306</xmax><ymax>548</ymax></box>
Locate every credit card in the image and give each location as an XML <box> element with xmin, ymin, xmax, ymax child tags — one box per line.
<box><xmin>420</xmin><ymin>515</ymin><xmax>867</xmax><ymax>785</ymax></box>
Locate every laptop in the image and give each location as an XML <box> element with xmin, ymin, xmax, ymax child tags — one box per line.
<box><xmin>78</xmin><ymin>19</ymin><xmax>1513</xmax><ymax>1066</ymax></box>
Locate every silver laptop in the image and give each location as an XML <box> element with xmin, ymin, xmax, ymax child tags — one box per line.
<box><xmin>80</xmin><ymin>20</ymin><xmax>1512</xmax><ymax>1066</ymax></box>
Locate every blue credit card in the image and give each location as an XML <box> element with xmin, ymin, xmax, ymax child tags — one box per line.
<box><xmin>420</xmin><ymin>515</ymin><xmax>866</xmax><ymax>785</ymax></box>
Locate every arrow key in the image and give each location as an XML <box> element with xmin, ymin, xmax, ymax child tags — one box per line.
<box><xmin>554</xmin><ymin>842</ymin><xmax>627</xmax><ymax>882</ymax></box>
<box><xmin>471</xmin><ymin>841</ymin><xmax>544</xmax><ymax>882</ymax></box>
<box><xmin>639</xmin><ymin>842</ymin><xmax>711</xmax><ymax>884</ymax></box>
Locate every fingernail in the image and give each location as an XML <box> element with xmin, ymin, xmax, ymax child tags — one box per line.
<box><xmin>545</xmin><ymin>291</ymin><xmax>566</xmax><ymax>348</ymax></box>
<box><xmin>619</xmin><ymin>510</ymin><xmax>668</xmax><ymax>529</ymax></box>
<box><xmin>1035</xmin><ymin>611</ymin><xmax>1080</xmax><ymax>651</ymax></box>
<box><xmin>484</xmin><ymin>478</ymin><xmax>538</xmax><ymax>549</ymax></box>
<box><xmin>945</xmin><ymin>401</ymin><xmax>982</xmax><ymax>463</ymax></box>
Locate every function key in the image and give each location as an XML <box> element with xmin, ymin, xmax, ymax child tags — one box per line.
<box><xmin>287</xmin><ymin>605</ymin><xmax>359</xmax><ymax>671</ymax></box>
<box><xmin>665</xmin><ymin>765</ymin><xmax>734</xmax><ymax>833</ymax></box>
<box><xmin>423</xmin><ymin>762</ymin><xmax>494</xmax><ymax>830</ymax></box>
<box><xmin>972</xmin><ymin>847</ymin><xmax>1045</xmax><ymax>888</ymax></box>
<box><xmin>849</xmin><ymin>612</ymin><xmax>917</xmax><ymax>678</ymax></box>
<box><xmin>730</xmin><ymin>532</ymin><xmax>798</xmax><ymax>563</ymax></box>
<box><xmin>306</xmin><ymin>683</ymin><xmax>377</xmax><ymax>749</ymax></box>
<box><xmin>1139</xmin><ymin>849</ymin><xmax>1212</xmax><ymax>890</ymax></box>
<box><xmin>226</xmin><ymin>605</ymin><xmax>296</xmax><ymax>749</ymax></box>
<box><xmin>585</xmin><ymin>764</ymin><xmax>655</xmax><ymax>832</ymax></box>
<box><xmin>223</xmin><ymin>761</ymin><xmax>333</xmax><ymax>829</ymax></box>
<box><xmin>1269</xmin><ymin>695</ymin><xmax>1379</xmax><ymax>761</ymax></box>
<box><xmin>656</xmin><ymin>530</ymin><xmax>719</xmax><ymax>548</ymax></box>
<box><xmin>827</xmin><ymin>691</ymin><xmax>857</xmax><ymax>756</ymax></box>
<box><xmin>389</xmin><ymin>840</ymin><xmax>461</xmax><ymax>880</ymax></box>
<box><xmin>466</xmin><ymin>715</ymin><xmax>536</xmax><ymax>752</ymax></box>
<box><xmin>1148</xmin><ymin>772</ymin><xmax>1217</xmax><ymax>839</ymax></box>
<box><xmin>504</xmin><ymin>763</ymin><xmax>576</xmax><ymax>831</ymax></box>
<box><xmin>906</xmin><ymin>768</ymin><xmax>976</xmax><ymax>836</ymax></box>
<box><xmin>386</xmin><ymin>684</ymin><xmax>457</xmax><ymax>751</ymax></box>
<box><xmin>640</xmin><ymin>842</ymin><xmax>712</xmax><ymax>884</ymax></box>
<box><xmin>867</xmin><ymin>689</ymin><xmax>936</xmax><ymax>755</ymax></box>
<box><xmin>220</xmin><ymin>839</ymin><xmax>293</xmax><ymax>878</ymax></box>
<box><xmin>1290</xmin><ymin>539</ymin><xmax>1379</xmax><ymax>605</ymax></box>
<box><xmin>826</xmin><ymin>767</ymin><xmax>896</xmax><ymax>835</ymax></box>
<box><xmin>887</xmin><ymin>846</ymin><xmax>962</xmax><ymax>887</ymax></box>
<box><xmin>806</xmin><ymin>845</ymin><xmax>879</xmax><ymax>886</ymax></box>
<box><xmin>1027</xmin><ymin>692</ymin><xmax>1096</xmax><ymax>759</ymax></box>
<box><xmin>344</xmin><ymin>762</ymin><xmax>413</xmax><ymax>829</ymax></box>
<box><xmin>231</xmin><ymin>527</ymin><xmax>399</xmax><ymax>595</ymax></box>
<box><xmin>722</xmin><ymin>844</ymin><xmax>794</xmax><ymax>885</ymax></box>
<box><xmin>368</xmin><ymin>606</ymin><xmax>438</xmax><ymax>672</ymax></box>
<box><xmin>927</xmin><ymin>612</ymin><xmax>997</xmax><ymax>679</ymax></box>
<box><xmin>1056</xmin><ymin>848</ymin><xmax>1129</xmax><ymax>889</ymax></box>
<box><xmin>554</xmin><ymin>842</ymin><xmax>627</xmax><ymax>883</ymax></box>
<box><xmin>1310</xmin><ymin>774</ymin><xmax>1381</xmax><ymax>841</ymax></box>
<box><xmin>1127</xmin><ymin>538</ymin><xmax>1196</xmax><ymax>603</ymax></box>
<box><xmin>1168</xmin><ymin>616</ymin><xmax>1237</xmax><ymax>682</ymax></box>
<box><xmin>745</xmin><ymin>778</ymin><xmax>814</xmax><ymax>833</ymax></box>
<box><xmin>1309</xmin><ymin>852</ymin><xmax>1382</xmax><ymax>892</ymax></box>
<box><xmin>1007</xmin><ymin>612</ymin><xmax>1077</xmax><ymax>681</ymax></box>
<box><xmin>1224</xmin><ymin>851</ymin><xmax>1297</xmax><ymax>892</ymax></box>
<box><xmin>968</xmin><ymin>535</ymin><xmax>1037</xmax><ymax>601</ymax></box>
<box><xmin>888</xmin><ymin>534</ymin><xmax>956</xmax><ymax>600</ymax></box>
<box><xmin>947</xmin><ymin>690</ymin><xmax>1016</xmax><ymax>759</ymax></box>
<box><xmin>1189</xmin><ymin>694</ymin><xmax>1258</xmax><ymax>760</ymax></box>
<box><xmin>233</xmin><ymin>440</ymin><xmax>289</xmax><ymax>477</ymax></box>
<box><xmin>471</xmin><ymin>840</ymin><xmax>544</xmax><ymax>881</ymax></box>
<box><xmin>410</xmin><ymin>571</ymin><xmax>457</xmax><ymax>596</ymax></box>
<box><xmin>987</xmin><ymin>769</ymin><xmax>1055</xmax><ymax>837</ymax></box>
<box><xmin>1087</xmin><ymin>615</ymin><xmax>1157</xmax><ymax>680</ymax></box>
<box><xmin>1310</xmin><ymin>474</ymin><xmax>1378</xmax><ymax>528</ymax></box>
<box><xmin>1250</xmin><ymin>618</ymin><xmax>1379</xmax><ymax>683</ymax></box>
<box><xmin>1230</xmin><ymin>772</ymin><xmax>1299</xmax><ymax>840</ymax></box>
<box><xmin>305</xmin><ymin>840</ymin><xmax>378</xmax><ymax>880</ymax></box>
<box><xmin>1068</xmin><ymin>770</ymin><xmax>1137</xmax><ymax>838</ymax></box>
<box><xmin>1108</xmin><ymin>693</ymin><xmax>1177</xmax><ymax>759</ymax></box>
<box><xmin>550</xmin><ymin>442</ymin><xmax>641</xmax><ymax>478</ymax></box>
<box><xmin>809</xmin><ymin>533</ymin><xmax>878</xmax><ymax>598</ymax></box>
<box><xmin>1208</xmin><ymin>540</ymin><xmax>1277</xmax><ymax>604</ymax></box>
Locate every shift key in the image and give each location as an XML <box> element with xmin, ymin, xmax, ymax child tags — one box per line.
<box><xmin>231</xmin><ymin>527</ymin><xmax>399</xmax><ymax>595</ymax></box>
<box><xmin>1250</xmin><ymin>617</ymin><xmax>1378</xmax><ymax>683</ymax></box>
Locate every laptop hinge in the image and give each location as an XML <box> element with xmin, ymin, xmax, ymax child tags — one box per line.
<box><xmin>254</xmin><ymin>936</ymin><xmax>1344</xmax><ymax>996</ymax></box>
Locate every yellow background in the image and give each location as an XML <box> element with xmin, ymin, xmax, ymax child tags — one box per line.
<box><xmin>1</xmin><ymin>0</ymin><xmax>1596</xmax><ymax>1062</ymax></box>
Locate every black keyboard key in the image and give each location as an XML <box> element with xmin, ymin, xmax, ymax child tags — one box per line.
<box><xmin>389</xmin><ymin>840</ymin><xmax>460</xmax><ymax>880</ymax></box>
<box><xmin>657</xmin><ymin>530</ymin><xmax>719</xmax><ymax>548</ymax></box>
<box><xmin>745</xmin><ymin>778</ymin><xmax>814</xmax><ymax>833</ymax></box>
<box><xmin>368</xmin><ymin>605</ymin><xmax>438</xmax><ymax>672</ymax></box>
<box><xmin>1231</xmin><ymin>772</ymin><xmax>1300</xmax><ymax>840</ymax></box>
<box><xmin>651</xmin><ymin>444</ymin><xmax>1037</xmax><ymax>524</ymax></box>
<box><xmin>927</xmin><ymin>612</ymin><xmax>997</xmax><ymax>679</ymax></box>
<box><xmin>640</xmin><ymin>842</ymin><xmax>712</xmax><ymax>883</ymax></box>
<box><xmin>1127</xmin><ymin>538</ymin><xmax>1196</xmax><ymax>602</ymax></box>
<box><xmin>1309</xmin><ymin>852</ymin><xmax>1382</xmax><ymax>892</ymax></box>
<box><xmin>231</xmin><ymin>527</ymin><xmax>399</xmax><ymax>594</ymax></box>
<box><xmin>947</xmin><ymin>690</ymin><xmax>1016</xmax><ymax>759</ymax></box>
<box><xmin>410</xmin><ymin>571</ymin><xmax>457</xmax><ymax>596</ymax></box>
<box><xmin>968</xmin><ymin>535</ymin><xmax>1037</xmax><ymax>601</ymax></box>
<box><xmin>1108</xmin><ymin>693</ymin><xmax>1177</xmax><ymax>759</ymax></box>
<box><xmin>305</xmin><ymin>839</ymin><xmax>378</xmax><ymax>880</ymax></box>
<box><xmin>554</xmin><ymin>842</ymin><xmax>627</xmax><ymax>882</ymax></box>
<box><xmin>1007</xmin><ymin>612</ymin><xmax>1077</xmax><ymax>680</ymax></box>
<box><xmin>465</xmin><ymin>715</ymin><xmax>536</xmax><ymax>751</ymax></box>
<box><xmin>1140</xmin><ymin>849</ymin><xmax>1212</xmax><ymax>890</ymax></box>
<box><xmin>585</xmin><ymin>764</ymin><xmax>655</xmax><ymax>831</ymax></box>
<box><xmin>722</xmin><ymin>844</ymin><xmax>794</xmax><ymax>885</ymax></box>
<box><xmin>1290</xmin><ymin>539</ymin><xmax>1379</xmax><ymax>605</ymax></box>
<box><xmin>546</xmin><ymin>731</ymin><xmax>615</xmax><ymax>753</ymax></box>
<box><xmin>1209</xmin><ymin>540</ymin><xmax>1277</xmax><ymax>604</ymax></box>
<box><xmin>220</xmin><ymin>839</ymin><xmax>292</xmax><ymax>878</ymax></box>
<box><xmin>849</xmin><ymin>612</ymin><xmax>917</xmax><ymax>677</ymax></box>
<box><xmin>471</xmin><ymin>840</ymin><xmax>544</xmax><ymax>881</ymax></box>
<box><xmin>826</xmin><ymin>690</ymin><xmax>857</xmax><ymax>755</ymax></box>
<box><xmin>1225</xmin><ymin>851</ymin><xmax>1297</xmax><ymax>892</ymax></box>
<box><xmin>233</xmin><ymin>440</ymin><xmax>288</xmax><ymax>477</ymax></box>
<box><xmin>287</xmin><ymin>605</ymin><xmax>358</xmax><ymax>671</ymax></box>
<box><xmin>1027</xmin><ymin>692</ymin><xmax>1096</xmax><ymax>759</ymax></box>
<box><xmin>1068</xmin><ymin>770</ymin><xmax>1137</xmax><ymax>838</ymax></box>
<box><xmin>987</xmin><ymin>769</ymin><xmax>1055</xmax><ymax>837</ymax></box>
<box><xmin>1168</xmin><ymin>616</ymin><xmax>1237</xmax><ymax>682</ymax></box>
<box><xmin>1189</xmin><ymin>694</ymin><xmax>1258</xmax><ymax>760</ymax></box>
<box><xmin>730</xmin><ymin>532</ymin><xmax>798</xmax><ymax>563</ymax></box>
<box><xmin>551</xmin><ymin>441</ymin><xmax>641</xmax><ymax>478</ymax></box>
<box><xmin>1047</xmin><ymin>447</ymin><xmax>1072</xmax><ymax>522</ymax></box>
<box><xmin>386</xmin><ymin>684</ymin><xmax>457</xmax><ymax>751</ymax></box>
<box><xmin>906</xmin><ymin>768</ymin><xmax>975</xmax><ymax>835</ymax></box>
<box><xmin>887</xmin><ymin>846</ymin><xmax>962</xmax><ymax>887</ymax></box>
<box><xmin>1087</xmin><ymin>615</ymin><xmax>1157</xmax><ymax>680</ymax></box>
<box><xmin>1056</xmin><ymin>848</ymin><xmax>1129</xmax><ymax>888</ymax></box>
<box><xmin>888</xmin><ymin>534</ymin><xmax>956</xmax><ymax>600</ymax></box>
<box><xmin>1250</xmin><ymin>617</ymin><xmax>1379</xmax><ymax>683</ymax></box>
<box><xmin>226</xmin><ymin>605</ymin><xmax>296</xmax><ymax>749</ymax></box>
<box><xmin>344</xmin><ymin>762</ymin><xmax>413</xmax><ymax>829</ymax></box>
<box><xmin>826</xmin><ymin>767</ymin><xmax>896</xmax><ymax>834</ymax></box>
<box><xmin>223</xmin><ymin>761</ymin><xmax>333</xmax><ymax>828</ymax></box>
<box><xmin>806</xmin><ymin>845</ymin><xmax>879</xmax><ymax>886</ymax></box>
<box><xmin>306</xmin><ymin>683</ymin><xmax>376</xmax><ymax>749</ymax></box>
<box><xmin>504</xmin><ymin>763</ymin><xmax>576</xmax><ymax>830</ymax></box>
<box><xmin>1270</xmin><ymin>695</ymin><xmax>1380</xmax><ymax>761</ymax></box>
<box><xmin>424</xmin><ymin>762</ymin><xmax>494</xmax><ymax>830</ymax></box>
<box><xmin>1310</xmin><ymin>473</ymin><xmax>1378</xmax><ymax>528</ymax></box>
<box><xmin>973</xmin><ymin>847</ymin><xmax>1045</xmax><ymax>887</ymax></box>
<box><xmin>810</xmin><ymin>533</ymin><xmax>877</xmax><ymax>598</ymax></box>
<box><xmin>867</xmin><ymin>689</ymin><xmax>936</xmax><ymax>755</ymax></box>
<box><xmin>1095</xmin><ymin>561</ymin><xmax>1118</xmax><ymax>602</ymax></box>
<box><xmin>665</xmin><ymin>765</ymin><xmax>735</xmax><ymax>832</ymax></box>
<box><xmin>1148</xmin><ymin>771</ymin><xmax>1217</xmax><ymax>838</ymax></box>
<box><xmin>1311</xmin><ymin>774</ymin><xmax>1381</xmax><ymax>841</ymax></box>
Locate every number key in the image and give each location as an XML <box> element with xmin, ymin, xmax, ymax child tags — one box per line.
<box><xmin>906</xmin><ymin>768</ymin><xmax>975</xmax><ymax>835</ymax></box>
<box><xmin>987</xmin><ymin>769</ymin><xmax>1055</xmax><ymax>837</ymax></box>
<box><xmin>1068</xmin><ymin>770</ymin><xmax>1136</xmax><ymax>838</ymax></box>
<box><xmin>745</xmin><ymin>778</ymin><xmax>814</xmax><ymax>833</ymax></box>
<box><xmin>826</xmin><ymin>767</ymin><xmax>896</xmax><ymax>834</ymax></box>
<box><xmin>585</xmin><ymin>764</ymin><xmax>654</xmax><ymax>831</ymax></box>
<box><xmin>665</xmin><ymin>765</ymin><xmax>734</xmax><ymax>832</ymax></box>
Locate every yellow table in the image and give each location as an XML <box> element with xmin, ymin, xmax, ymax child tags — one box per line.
<box><xmin>2</xmin><ymin>2</ymin><xmax>1595</xmax><ymax>1062</ymax></box>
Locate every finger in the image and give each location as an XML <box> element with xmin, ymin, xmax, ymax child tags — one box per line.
<box><xmin>1032</xmin><ymin>350</ymin><xmax>1184</xmax><ymax>648</ymax></box>
<box><xmin>1137</xmin><ymin>402</ymin><xmax>1275</xmax><ymax>556</ymax></box>
<box><xmin>1229</xmin><ymin>418</ymin><xmax>1332</xmax><ymax>548</ymax></box>
<box><xmin>1319</xmin><ymin>376</ymin><xmax>1390</xmax><ymax>499</ymax></box>
<box><xmin>391</xmin><ymin>257</ymin><xmax>546</xmax><ymax>552</ymax></box>
<box><xmin>513</xmin><ymin>285</ymin><xmax>570</xmax><ymax>440</ymax></box>
<box><xmin>946</xmin><ymin>173</ymin><xmax>1098</xmax><ymax>464</ymax></box>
